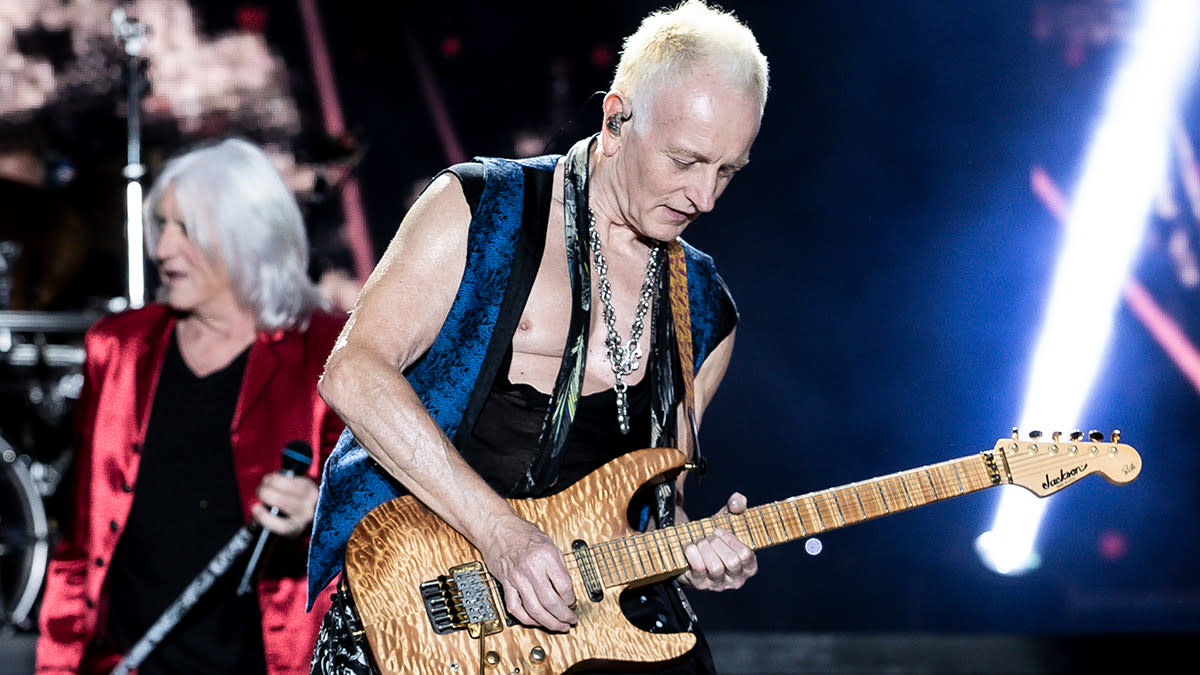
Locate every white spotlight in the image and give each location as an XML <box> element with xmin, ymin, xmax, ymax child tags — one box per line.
<box><xmin>978</xmin><ymin>0</ymin><xmax>1200</xmax><ymax>575</ymax></box>
<box><xmin>125</xmin><ymin>180</ymin><xmax>145</xmax><ymax>309</ymax></box>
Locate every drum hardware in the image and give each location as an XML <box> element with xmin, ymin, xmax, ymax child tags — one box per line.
<box><xmin>26</xmin><ymin>452</ymin><xmax>71</xmax><ymax>503</ymax></box>
<box><xmin>0</xmin><ymin>318</ymin><xmax>89</xmax><ymax>439</ymax></box>
<box><xmin>0</xmin><ymin>310</ymin><xmax>102</xmax><ymax>334</ymax></box>
<box><xmin>0</xmin><ymin>241</ymin><xmax>20</xmax><ymax>311</ymax></box>
<box><xmin>1</xmin><ymin>437</ymin><xmax>50</xmax><ymax>634</ymax></box>
<box><xmin>2</xmin><ymin>342</ymin><xmax>85</xmax><ymax>369</ymax></box>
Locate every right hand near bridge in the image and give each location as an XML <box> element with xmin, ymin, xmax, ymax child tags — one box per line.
<box><xmin>478</xmin><ymin>515</ymin><xmax>579</xmax><ymax>632</ymax></box>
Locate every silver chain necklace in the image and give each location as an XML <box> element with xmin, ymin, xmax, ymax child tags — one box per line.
<box><xmin>588</xmin><ymin>210</ymin><xmax>662</xmax><ymax>434</ymax></box>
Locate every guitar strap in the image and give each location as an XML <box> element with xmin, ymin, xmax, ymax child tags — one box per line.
<box><xmin>650</xmin><ymin>239</ymin><xmax>704</xmax><ymax>534</ymax></box>
<box><xmin>663</xmin><ymin>240</ymin><xmax>704</xmax><ymax>631</ymax></box>
<box><xmin>667</xmin><ymin>239</ymin><xmax>698</xmax><ymax>465</ymax></box>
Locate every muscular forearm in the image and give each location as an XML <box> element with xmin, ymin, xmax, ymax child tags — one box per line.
<box><xmin>320</xmin><ymin>346</ymin><xmax>578</xmax><ymax>630</ymax></box>
<box><xmin>318</xmin><ymin>347</ymin><xmax>519</xmax><ymax>548</ymax></box>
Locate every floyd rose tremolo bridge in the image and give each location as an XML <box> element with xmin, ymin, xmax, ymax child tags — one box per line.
<box><xmin>419</xmin><ymin>562</ymin><xmax>504</xmax><ymax>639</ymax></box>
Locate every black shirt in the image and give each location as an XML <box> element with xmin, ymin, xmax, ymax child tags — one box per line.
<box><xmin>105</xmin><ymin>332</ymin><xmax>265</xmax><ymax>674</ymax></box>
<box><xmin>462</xmin><ymin>346</ymin><xmax>653</xmax><ymax>497</ymax></box>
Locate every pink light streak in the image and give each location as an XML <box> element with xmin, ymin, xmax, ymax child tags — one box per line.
<box><xmin>406</xmin><ymin>30</ymin><xmax>466</xmax><ymax>166</ymax></box>
<box><xmin>1031</xmin><ymin>165</ymin><xmax>1200</xmax><ymax>394</ymax></box>
<box><xmin>298</xmin><ymin>0</ymin><xmax>375</xmax><ymax>282</ymax></box>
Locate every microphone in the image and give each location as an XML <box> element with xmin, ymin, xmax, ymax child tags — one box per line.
<box><xmin>235</xmin><ymin>441</ymin><xmax>314</xmax><ymax>596</ymax></box>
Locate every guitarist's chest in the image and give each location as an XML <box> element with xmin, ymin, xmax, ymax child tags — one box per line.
<box><xmin>509</xmin><ymin>237</ymin><xmax>655</xmax><ymax>397</ymax></box>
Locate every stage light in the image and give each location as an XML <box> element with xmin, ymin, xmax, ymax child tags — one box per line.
<box><xmin>125</xmin><ymin>180</ymin><xmax>145</xmax><ymax>309</ymax></box>
<box><xmin>804</xmin><ymin>538</ymin><xmax>823</xmax><ymax>556</ymax></box>
<box><xmin>977</xmin><ymin>0</ymin><xmax>1200</xmax><ymax>576</ymax></box>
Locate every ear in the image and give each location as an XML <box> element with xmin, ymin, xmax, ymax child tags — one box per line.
<box><xmin>600</xmin><ymin>91</ymin><xmax>630</xmax><ymax>155</ymax></box>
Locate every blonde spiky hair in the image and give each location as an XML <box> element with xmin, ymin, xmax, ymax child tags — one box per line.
<box><xmin>611</xmin><ymin>1</ymin><xmax>769</xmax><ymax>128</ymax></box>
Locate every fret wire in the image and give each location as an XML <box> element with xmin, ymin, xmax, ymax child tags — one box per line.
<box><xmin>657</xmin><ymin>530</ymin><xmax>676</xmax><ymax>566</ymax></box>
<box><xmin>836</xmin><ymin>487</ymin><xmax>862</xmax><ymax>523</ymax></box>
<box><xmin>929</xmin><ymin>464</ymin><xmax>951</xmax><ymax>498</ymax></box>
<box><xmin>899</xmin><ymin>474</ymin><xmax>915</xmax><ymax>507</ymax></box>
<box><xmin>771</xmin><ymin>501</ymin><xmax>791</xmax><ymax>540</ymax></box>
<box><xmin>669</xmin><ymin>524</ymin><xmax>689</xmax><ymax>568</ymax></box>
<box><xmin>594</xmin><ymin>541</ymin><xmax>612</xmax><ymax>585</ymax></box>
<box><xmin>852</xmin><ymin>484</ymin><xmax>868</xmax><ymax>520</ymax></box>
<box><xmin>648</xmin><ymin>532</ymin><xmax>667</xmax><ymax>572</ymax></box>
<box><xmin>755</xmin><ymin>506</ymin><xmax>774</xmax><ymax>544</ymax></box>
<box><xmin>788</xmin><ymin>499</ymin><xmax>808</xmax><ymax>536</ymax></box>
<box><xmin>630</xmin><ymin>534</ymin><xmax>653</xmax><ymax>578</ymax></box>
<box><xmin>602</xmin><ymin>541</ymin><xmax>626</xmax><ymax>584</ymax></box>
<box><xmin>910</xmin><ymin>471</ymin><xmax>929</xmax><ymax>503</ymax></box>
<box><xmin>827</xmin><ymin>489</ymin><xmax>846</xmax><ymax>526</ymax></box>
<box><xmin>609</xmin><ymin>535</ymin><xmax>628</xmax><ymax>578</ymax></box>
<box><xmin>748</xmin><ymin>510</ymin><xmax>766</xmax><ymax>545</ymax></box>
<box><xmin>902</xmin><ymin>472</ymin><xmax>923</xmax><ymax>504</ymax></box>
<box><xmin>586</xmin><ymin>542</ymin><xmax>607</xmax><ymax>585</ymax></box>
<box><xmin>735</xmin><ymin>512</ymin><xmax>759</xmax><ymax>548</ymax></box>
<box><xmin>874</xmin><ymin>480</ymin><xmax>891</xmax><ymax>514</ymax></box>
<box><xmin>951</xmin><ymin>460</ymin><xmax>966</xmax><ymax>494</ymax></box>
<box><xmin>808</xmin><ymin>496</ymin><xmax>825</xmax><ymax>532</ymax></box>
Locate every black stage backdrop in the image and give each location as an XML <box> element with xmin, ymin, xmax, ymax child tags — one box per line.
<box><xmin>108</xmin><ymin>0</ymin><xmax>1200</xmax><ymax>635</ymax></box>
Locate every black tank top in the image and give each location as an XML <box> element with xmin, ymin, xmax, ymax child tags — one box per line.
<box><xmin>460</xmin><ymin>346</ymin><xmax>653</xmax><ymax>497</ymax></box>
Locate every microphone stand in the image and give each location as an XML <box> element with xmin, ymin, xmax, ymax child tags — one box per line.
<box><xmin>108</xmin><ymin>524</ymin><xmax>261</xmax><ymax>675</ymax></box>
<box><xmin>111</xmin><ymin>6</ymin><xmax>149</xmax><ymax>309</ymax></box>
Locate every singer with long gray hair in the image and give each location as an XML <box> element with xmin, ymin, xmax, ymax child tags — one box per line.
<box><xmin>35</xmin><ymin>138</ymin><xmax>346</xmax><ymax>675</ymax></box>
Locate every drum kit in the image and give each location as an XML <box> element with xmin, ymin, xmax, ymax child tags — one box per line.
<box><xmin>0</xmin><ymin>5</ymin><xmax>147</xmax><ymax>637</ymax></box>
<box><xmin>0</xmin><ymin>244</ymin><xmax>109</xmax><ymax>634</ymax></box>
<box><xmin>0</xmin><ymin>4</ymin><xmax>361</xmax><ymax>640</ymax></box>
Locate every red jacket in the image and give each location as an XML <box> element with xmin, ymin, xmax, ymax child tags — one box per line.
<box><xmin>35</xmin><ymin>304</ymin><xmax>345</xmax><ymax>674</ymax></box>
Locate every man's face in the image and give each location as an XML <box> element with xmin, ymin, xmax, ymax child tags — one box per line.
<box><xmin>614</xmin><ymin>63</ymin><xmax>762</xmax><ymax>242</ymax></box>
<box><xmin>152</xmin><ymin>185</ymin><xmax>236</xmax><ymax>316</ymax></box>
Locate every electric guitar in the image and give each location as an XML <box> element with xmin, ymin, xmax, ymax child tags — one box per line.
<box><xmin>345</xmin><ymin>431</ymin><xmax>1141</xmax><ymax>674</ymax></box>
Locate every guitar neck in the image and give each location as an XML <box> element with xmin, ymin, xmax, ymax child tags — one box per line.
<box><xmin>575</xmin><ymin>451</ymin><xmax>1001</xmax><ymax>589</ymax></box>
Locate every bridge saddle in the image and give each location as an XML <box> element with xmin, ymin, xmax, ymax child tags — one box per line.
<box><xmin>419</xmin><ymin>561</ymin><xmax>503</xmax><ymax>638</ymax></box>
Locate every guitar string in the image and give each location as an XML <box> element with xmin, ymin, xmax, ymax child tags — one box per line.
<box><xmin>467</xmin><ymin>454</ymin><xmax>1067</xmax><ymax>615</ymax></box>
<box><xmin>475</xmin><ymin>456</ymin><xmax>1030</xmax><ymax>580</ymax></box>
<box><xmin>466</xmin><ymin>451</ymin><xmax>1113</xmax><ymax>621</ymax></box>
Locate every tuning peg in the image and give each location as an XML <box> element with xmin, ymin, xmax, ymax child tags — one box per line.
<box><xmin>1070</xmin><ymin>430</ymin><xmax>1084</xmax><ymax>442</ymax></box>
<box><xmin>1111</xmin><ymin>429</ymin><xmax>1121</xmax><ymax>443</ymax></box>
<box><xmin>1052</xmin><ymin>431</ymin><xmax>1062</xmax><ymax>442</ymax></box>
<box><xmin>1029</xmin><ymin>430</ymin><xmax>1043</xmax><ymax>440</ymax></box>
<box><xmin>1011</xmin><ymin>427</ymin><xmax>1019</xmax><ymax>440</ymax></box>
<box><xmin>1088</xmin><ymin>429</ymin><xmax>1104</xmax><ymax>442</ymax></box>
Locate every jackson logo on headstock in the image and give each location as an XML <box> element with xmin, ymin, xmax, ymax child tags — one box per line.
<box><xmin>1043</xmin><ymin>463</ymin><xmax>1088</xmax><ymax>491</ymax></box>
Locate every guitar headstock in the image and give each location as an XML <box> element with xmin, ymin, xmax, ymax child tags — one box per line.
<box><xmin>994</xmin><ymin>429</ymin><xmax>1142</xmax><ymax>497</ymax></box>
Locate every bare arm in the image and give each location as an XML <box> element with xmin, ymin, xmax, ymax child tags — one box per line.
<box><xmin>318</xmin><ymin>175</ymin><xmax>577</xmax><ymax>630</ymax></box>
<box><xmin>670</xmin><ymin>330</ymin><xmax>759</xmax><ymax>591</ymax></box>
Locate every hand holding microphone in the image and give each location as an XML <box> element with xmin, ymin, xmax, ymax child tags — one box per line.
<box><xmin>237</xmin><ymin>441</ymin><xmax>317</xmax><ymax>595</ymax></box>
<box><xmin>114</xmin><ymin>441</ymin><xmax>318</xmax><ymax>673</ymax></box>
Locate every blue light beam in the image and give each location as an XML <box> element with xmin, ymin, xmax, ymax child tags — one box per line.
<box><xmin>977</xmin><ymin>0</ymin><xmax>1200</xmax><ymax>576</ymax></box>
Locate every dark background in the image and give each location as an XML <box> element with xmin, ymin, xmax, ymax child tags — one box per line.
<box><xmin>297</xmin><ymin>0</ymin><xmax>1200</xmax><ymax>634</ymax></box>
<box><xmin>9</xmin><ymin>0</ymin><xmax>1200</xmax><ymax>638</ymax></box>
<box><xmin>310</xmin><ymin>0</ymin><xmax>1200</xmax><ymax>635</ymax></box>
